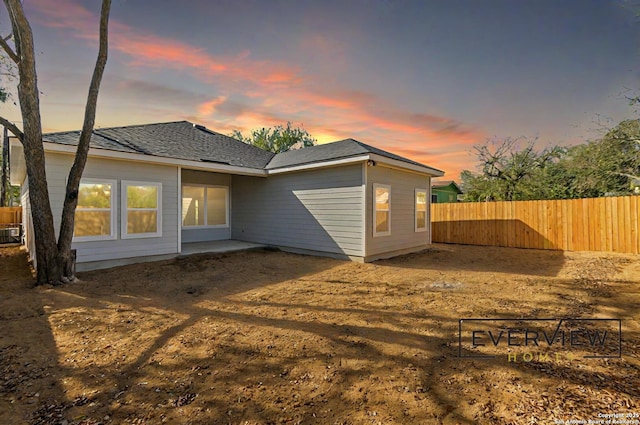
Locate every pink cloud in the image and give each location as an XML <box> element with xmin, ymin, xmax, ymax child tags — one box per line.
<box><xmin>29</xmin><ymin>0</ymin><xmax>485</xmax><ymax>181</ymax></box>
<box><xmin>197</xmin><ymin>96</ymin><xmax>228</xmax><ymax>116</ymax></box>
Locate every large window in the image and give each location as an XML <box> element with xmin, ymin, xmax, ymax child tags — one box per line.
<box><xmin>122</xmin><ymin>181</ymin><xmax>162</xmax><ymax>239</ymax></box>
<box><xmin>74</xmin><ymin>179</ymin><xmax>116</xmax><ymax>241</ymax></box>
<box><xmin>182</xmin><ymin>185</ymin><xmax>228</xmax><ymax>227</ymax></box>
<box><xmin>415</xmin><ymin>189</ymin><xmax>428</xmax><ymax>232</ymax></box>
<box><xmin>373</xmin><ymin>183</ymin><xmax>390</xmax><ymax>237</ymax></box>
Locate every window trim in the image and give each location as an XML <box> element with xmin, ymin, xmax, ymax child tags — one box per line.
<box><xmin>181</xmin><ymin>184</ymin><xmax>229</xmax><ymax>229</ymax></box>
<box><xmin>121</xmin><ymin>180</ymin><xmax>163</xmax><ymax>239</ymax></box>
<box><xmin>373</xmin><ymin>183</ymin><xmax>391</xmax><ymax>237</ymax></box>
<box><xmin>73</xmin><ymin>178</ymin><xmax>117</xmax><ymax>242</ymax></box>
<box><xmin>415</xmin><ymin>188</ymin><xmax>428</xmax><ymax>232</ymax></box>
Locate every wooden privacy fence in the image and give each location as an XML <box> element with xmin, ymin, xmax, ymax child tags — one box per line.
<box><xmin>431</xmin><ymin>196</ymin><xmax>640</xmax><ymax>254</ymax></box>
<box><xmin>0</xmin><ymin>207</ymin><xmax>22</xmax><ymax>244</ymax></box>
<box><xmin>0</xmin><ymin>206</ymin><xmax>21</xmax><ymax>225</ymax></box>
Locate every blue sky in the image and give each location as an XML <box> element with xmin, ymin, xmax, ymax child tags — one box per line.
<box><xmin>1</xmin><ymin>0</ymin><xmax>639</xmax><ymax>179</ymax></box>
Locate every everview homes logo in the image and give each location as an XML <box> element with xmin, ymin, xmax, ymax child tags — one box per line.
<box><xmin>458</xmin><ymin>318</ymin><xmax>622</xmax><ymax>362</ymax></box>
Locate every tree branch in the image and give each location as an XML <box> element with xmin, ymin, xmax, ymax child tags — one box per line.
<box><xmin>57</xmin><ymin>0</ymin><xmax>111</xmax><ymax>273</ymax></box>
<box><xmin>0</xmin><ymin>116</ymin><xmax>23</xmax><ymax>142</ymax></box>
<box><xmin>0</xmin><ymin>32</ymin><xmax>18</xmax><ymax>63</ymax></box>
<box><xmin>616</xmin><ymin>172</ymin><xmax>640</xmax><ymax>180</ymax></box>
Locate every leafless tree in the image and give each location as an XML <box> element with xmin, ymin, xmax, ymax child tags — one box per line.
<box><xmin>0</xmin><ymin>0</ymin><xmax>111</xmax><ymax>284</ymax></box>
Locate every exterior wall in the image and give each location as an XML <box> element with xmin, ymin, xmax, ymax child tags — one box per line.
<box><xmin>21</xmin><ymin>178</ymin><xmax>36</xmax><ymax>267</ymax></box>
<box><xmin>181</xmin><ymin>170</ymin><xmax>231</xmax><ymax>243</ymax></box>
<box><xmin>365</xmin><ymin>164</ymin><xmax>431</xmax><ymax>259</ymax></box>
<box><xmin>44</xmin><ymin>152</ymin><xmax>179</xmax><ymax>264</ymax></box>
<box><xmin>231</xmin><ymin>164</ymin><xmax>364</xmax><ymax>257</ymax></box>
<box><xmin>432</xmin><ymin>186</ymin><xmax>459</xmax><ymax>203</ymax></box>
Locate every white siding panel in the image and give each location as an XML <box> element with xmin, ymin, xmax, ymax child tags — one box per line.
<box><xmin>231</xmin><ymin>164</ymin><xmax>364</xmax><ymax>256</ymax></box>
<box><xmin>21</xmin><ymin>178</ymin><xmax>36</xmax><ymax>266</ymax></box>
<box><xmin>365</xmin><ymin>165</ymin><xmax>432</xmax><ymax>257</ymax></box>
<box><xmin>44</xmin><ymin>153</ymin><xmax>179</xmax><ymax>264</ymax></box>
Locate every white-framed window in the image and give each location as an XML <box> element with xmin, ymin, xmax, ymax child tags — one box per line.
<box><xmin>415</xmin><ymin>188</ymin><xmax>428</xmax><ymax>232</ymax></box>
<box><xmin>73</xmin><ymin>179</ymin><xmax>117</xmax><ymax>242</ymax></box>
<box><xmin>181</xmin><ymin>185</ymin><xmax>229</xmax><ymax>228</ymax></box>
<box><xmin>121</xmin><ymin>181</ymin><xmax>162</xmax><ymax>239</ymax></box>
<box><xmin>373</xmin><ymin>183</ymin><xmax>391</xmax><ymax>237</ymax></box>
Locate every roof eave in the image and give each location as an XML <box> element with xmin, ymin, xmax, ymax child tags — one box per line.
<box><xmin>267</xmin><ymin>155</ymin><xmax>370</xmax><ymax>174</ymax></box>
<box><xmin>368</xmin><ymin>153</ymin><xmax>445</xmax><ymax>177</ymax></box>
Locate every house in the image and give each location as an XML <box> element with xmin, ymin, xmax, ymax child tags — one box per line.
<box><xmin>431</xmin><ymin>180</ymin><xmax>462</xmax><ymax>203</ymax></box>
<box><xmin>10</xmin><ymin>121</ymin><xmax>444</xmax><ymax>271</ymax></box>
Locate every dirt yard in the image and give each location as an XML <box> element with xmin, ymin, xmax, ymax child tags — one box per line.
<box><xmin>0</xmin><ymin>244</ymin><xmax>638</xmax><ymax>425</ymax></box>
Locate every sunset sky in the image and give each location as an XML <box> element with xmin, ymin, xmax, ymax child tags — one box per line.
<box><xmin>1</xmin><ymin>0</ymin><xmax>639</xmax><ymax>180</ymax></box>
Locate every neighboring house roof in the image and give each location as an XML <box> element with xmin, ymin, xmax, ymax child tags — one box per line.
<box><xmin>43</xmin><ymin>121</ymin><xmax>275</xmax><ymax>169</ymax></box>
<box><xmin>432</xmin><ymin>180</ymin><xmax>463</xmax><ymax>194</ymax></box>
<box><xmin>37</xmin><ymin>120</ymin><xmax>443</xmax><ymax>176</ymax></box>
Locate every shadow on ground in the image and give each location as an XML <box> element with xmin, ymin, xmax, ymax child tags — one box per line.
<box><xmin>0</xmin><ymin>245</ymin><xmax>638</xmax><ymax>424</ymax></box>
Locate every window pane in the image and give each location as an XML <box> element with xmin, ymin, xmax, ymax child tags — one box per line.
<box><xmin>182</xmin><ymin>186</ymin><xmax>205</xmax><ymax>226</ymax></box>
<box><xmin>416</xmin><ymin>211</ymin><xmax>426</xmax><ymax>229</ymax></box>
<box><xmin>127</xmin><ymin>185</ymin><xmax>158</xmax><ymax>208</ymax></box>
<box><xmin>375</xmin><ymin>188</ymin><xmax>389</xmax><ymax>208</ymax></box>
<box><xmin>206</xmin><ymin>188</ymin><xmax>227</xmax><ymax>225</ymax></box>
<box><xmin>376</xmin><ymin>211</ymin><xmax>389</xmax><ymax>233</ymax></box>
<box><xmin>127</xmin><ymin>211</ymin><xmax>158</xmax><ymax>234</ymax></box>
<box><xmin>416</xmin><ymin>191</ymin><xmax>427</xmax><ymax>212</ymax></box>
<box><xmin>78</xmin><ymin>183</ymin><xmax>111</xmax><ymax>208</ymax></box>
<box><xmin>75</xmin><ymin>210</ymin><xmax>111</xmax><ymax>237</ymax></box>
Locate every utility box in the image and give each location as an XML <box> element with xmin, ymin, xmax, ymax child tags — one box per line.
<box><xmin>0</xmin><ymin>225</ymin><xmax>22</xmax><ymax>244</ymax></box>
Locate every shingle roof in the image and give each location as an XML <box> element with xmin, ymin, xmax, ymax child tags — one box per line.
<box><xmin>432</xmin><ymin>180</ymin><xmax>455</xmax><ymax>188</ymax></box>
<box><xmin>265</xmin><ymin>138</ymin><xmax>443</xmax><ymax>174</ymax></box>
<box><xmin>43</xmin><ymin>121</ymin><xmax>275</xmax><ymax>169</ymax></box>
<box><xmin>43</xmin><ymin>121</ymin><xmax>443</xmax><ymax>175</ymax></box>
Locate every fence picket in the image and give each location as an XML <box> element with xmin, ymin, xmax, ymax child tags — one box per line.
<box><xmin>431</xmin><ymin>196</ymin><xmax>639</xmax><ymax>254</ymax></box>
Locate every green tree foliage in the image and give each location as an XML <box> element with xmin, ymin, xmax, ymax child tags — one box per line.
<box><xmin>565</xmin><ymin>119</ymin><xmax>640</xmax><ymax>197</ymax></box>
<box><xmin>461</xmin><ymin>138</ymin><xmax>563</xmax><ymax>201</ymax></box>
<box><xmin>461</xmin><ymin>119</ymin><xmax>640</xmax><ymax>201</ymax></box>
<box><xmin>231</xmin><ymin>122</ymin><xmax>316</xmax><ymax>153</ymax></box>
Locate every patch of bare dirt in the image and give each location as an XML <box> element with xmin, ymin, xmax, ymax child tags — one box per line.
<box><xmin>0</xmin><ymin>244</ymin><xmax>638</xmax><ymax>424</ymax></box>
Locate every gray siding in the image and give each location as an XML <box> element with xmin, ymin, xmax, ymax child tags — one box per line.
<box><xmin>365</xmin><ymin>165</ymin><xmax>431</xmax><ymax>257</ymax></box>
<box><xmin>44</xmin><ymin>153</ymin><xmax>179</xmax><ymax>264</ymax></box>
<box><xmin>231</xmin><ymin>164</ymin><xmax>364</xmax><ymax>256</ymax></box>
<box><xmin>181</xmin><ymin>170</ymin><xmax>231</xmax><ymax>243</ymax></box>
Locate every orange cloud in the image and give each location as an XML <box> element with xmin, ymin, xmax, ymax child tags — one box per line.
<box><xmin>29</xmin><ymin>0</ymin><xmax>485</xmax><ymax>182</ymax></box>
<box><xmin>197</xmin><ymin>96</ymin><xmax>228</xmax><ymax>116</ymax></box>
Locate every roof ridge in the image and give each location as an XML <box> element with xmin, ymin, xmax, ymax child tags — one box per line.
<box><xmin>94</xmin><ymin>120</ymin><xmax>190</xmax><ymax>131</ymax></box>
<box><xmin>43</xmin><ymin>120</ymin><xmax>191</xmax><ymax>136</ymax></box>
<box><xmin>92</xmin><ymin>129</ymin><xmax>151</xmax><ymax>155</ymax></box>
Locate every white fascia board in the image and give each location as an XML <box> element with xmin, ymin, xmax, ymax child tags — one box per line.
<box><xmin>266</xmin><ymin>155</ymin><xmax>370</xmax><ymax>174</ymax></box>
<box><xmin>42</xmin><ymin>142</ymin><xmax>267</xmax><ymax>177</ymax></box>
<box><xmin>368</xmin><ymin>153</ymin><xmax>445</xmax><ymax>177</ymax></box>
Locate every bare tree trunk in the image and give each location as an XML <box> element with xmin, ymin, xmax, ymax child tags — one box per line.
<box><xmin>57</xmin><ymin>0</ymin><xmax>111</xmax><ymax>279</ymax></box>
<box><xmin>5</xmin><ymin>0</ymin><xmax>60</xmax><ymax>284</ymax></box>
<box><xmin>3</xmin><ymin>0</ymin><xmax>110</xmax><ymax>284</ymax></box>
<box><xmin>1</xmin><ymin>126</ymin><xmax>8</xmax><ymax>206</ymax></box>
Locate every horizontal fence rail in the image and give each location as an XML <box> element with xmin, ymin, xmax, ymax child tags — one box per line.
<box><xmin>431</xmin><ymin>196</ymin><xmax>640</xmax><ymax>254</ymax></box>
